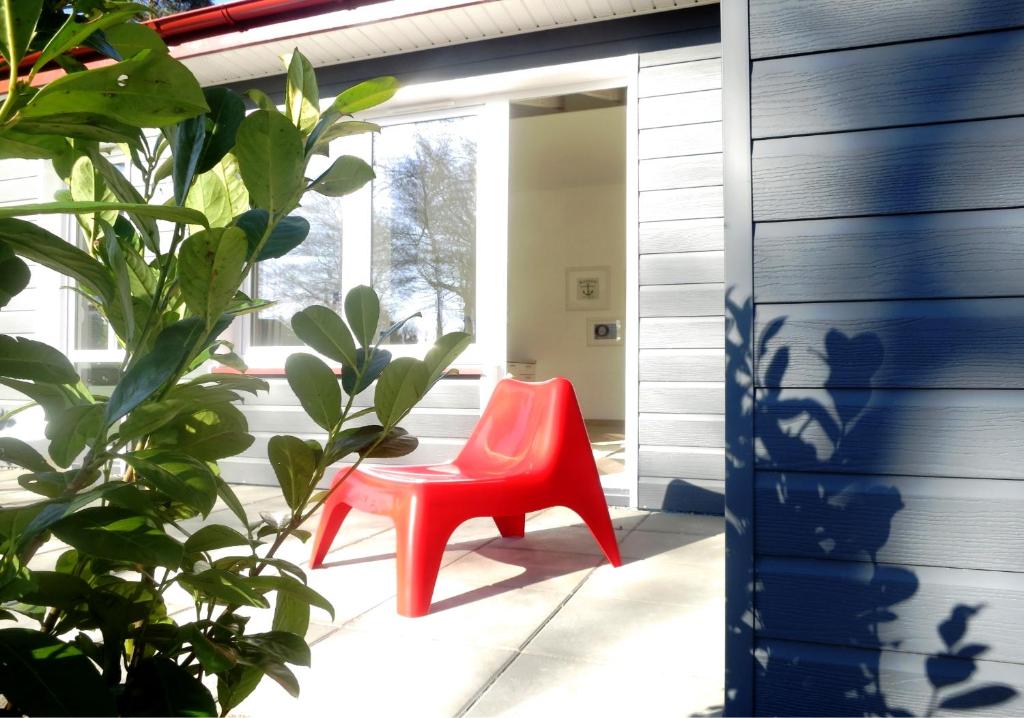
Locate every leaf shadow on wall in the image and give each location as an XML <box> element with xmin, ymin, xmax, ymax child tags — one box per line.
<box><xmin>724</xmin><ymin>290</ymin><xmax>1017</xmax><ymax>716</ymax></box>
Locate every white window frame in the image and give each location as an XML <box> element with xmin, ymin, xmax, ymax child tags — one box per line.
<box><xmin>240</xmin><ymin>101</ymin><xmax>503</xmax><ymax>369</ymax></box>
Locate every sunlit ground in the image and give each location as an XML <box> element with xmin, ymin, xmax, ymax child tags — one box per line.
<box><xmin>0</xmin><ymin>471</ymin><xmax>724</xmax><ymax>717</ymax></box>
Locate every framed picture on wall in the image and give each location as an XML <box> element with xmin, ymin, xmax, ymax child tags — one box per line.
<box><xmin>587</xmin><ymin>318</ymin><xmax>623</xmax><ymax>346</ymax></box>
<box><xmin>566</xmin><ymin>266</ymin><xmax>610</xmax><ymax>310</ymax></box>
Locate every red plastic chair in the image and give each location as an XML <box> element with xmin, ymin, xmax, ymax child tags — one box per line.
<box><xmin>310</xmin><ymin>377</ymin><xmax>622</xmax><ymax>616</ymax></box>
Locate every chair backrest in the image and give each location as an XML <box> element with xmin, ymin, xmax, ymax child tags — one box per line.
<box><xmin>453</xmin><ymin>377</ymin><xmax>595</xmax><ymax>481</ymax></box>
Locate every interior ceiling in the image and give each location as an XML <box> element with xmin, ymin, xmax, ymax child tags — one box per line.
<box><xmin>510</xmin><ymin>88</ymin><xmax>627</xmax><ymax>118</ymax></box>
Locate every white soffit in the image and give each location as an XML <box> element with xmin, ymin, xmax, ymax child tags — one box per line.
<box><xmin>174</xmin><ymin>0</ymin><xmax>716</xmax><ymax>86</ymax></box>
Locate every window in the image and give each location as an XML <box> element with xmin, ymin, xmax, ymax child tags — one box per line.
<box><xmin>251</xmin><ymin>194</ymin><xmax>345</xmax><ymax>346</ymax></box>
<box><xmin>245</xmin><ymin>108</ymin><xmax>483</xmax><ymax>362</ymax></box>
<box><xmin>371</xmin><ymin>115</ymin><xmax>478</xmax><ymax>345</ymax></box>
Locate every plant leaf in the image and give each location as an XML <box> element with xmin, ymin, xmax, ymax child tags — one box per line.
<box><xmin>291</xmin><ymin>304</ymin><xmax>358</xmax><ymax>367</ymax></box>
<box><xmin>0</xmin><ymin>437</ymin><xmax>52</xmax><ymax>472</ymax></box>
<box><xmin>186</xmin><ymin>153</ymin><xmax>249</xmax><ymax>228</ymax></box>
<box><xmin>307</xmin><ymin>120</ymin><xmax>380</xmax><ymax>156</ymax></box>
<box><xmin>106</xmin><ymin>317</ymin><xmax>213</xmax><ymax>424</ymax></box>
<box><xmin>272</xmin><ymin>593</ymin><xmax>310</xmax><ymax>636</ymax></box>
<box><xmin>364</xmin><ymin>426</ymin><xmax>418</xmax><ymax>459</ymax></box>
<box><xmin>249</xmin><ymin>575</ymin><xmax>334</xmax><ymax>621</ymax></box>
<box><xmin>242</xmin><ymin>631</ymin><xmax>310</xmax><ymax>667</ymax></box>
<box><xmin>182</xmin><ymin>623</ymin><xmax>237</xmax><ymax>674</ymax></box>
<box><xmin>0</xmin><ymin>200</ymin><xmax>208</xmax><ymax>227</ymax></box>
<box><xmin>0</xmin><ymin>218</ymin><xmax>115</xmax><ymax>300</ymax></box>
<box><xmin>0</xmin><ymin>628</ymin><xmax>116</xmax><ymax>717</ymax></box>
<box><xmin>267</xmin><ymin>435</ymin><xmax>317</xmax><ymax>511</ymax></box>
<box><xmin>118</xmin><ymin>656</ymin><xmax>217</xmax><ymax>717</ymax></box>
<box><xmin>424</xmin><ymin>331</ymin><xmax>472</xmax><ymax>386</ymax></box>
<box><xmin>45</xmin><ymin>403</ymin><xmax>104</xmax><ymax>468</ymax></box>
<box><xmin>215</xmin><ymin>477</ymin><xmax>250</xmax><ymax>533</ymax></box>
<box><xmin>196</xmin><ymin>86</ymin><xmax>246</xmax><ymax>174</ymax></box>
<box><xmin>173</xmin><ymin>113</ymin><xmax>206</xmax><ymax>206</ymax></box>
<box><xmin>32</xmin><ymin>6</ymin><xmax>144</xmax><ymax>75</ymax></box>
<box><xmin>374</xmin><ymin>357</ymin><xmax>429</xmax><ymax>428</ymax></box>
<box><xmin>284</xmin><ymin>50</ymin><xmax>319</xmax><ymax>134</ymax></box>
<box><xmin>341</xmin><ymin>347</ymin><xmax>391</xmax><ymax>396</ymax></box>
<box><xmin>0</xmin><ymin>335</ymin><xmax>79</xmax><ymax>384</ymax></box>
<box><xmin>184</xmin><ymin>525</ymin><xmax>251</xmax><ymax>554</ymax></box>
<box><xmin>124</xmin><ymin>450</ymin><xmax>218</xmax><ymax>517</ymax></box>
<box><xmin>217</xmin><ymin>665</ymin><xmax>263</xmax><ymax>715</ymax></box>
<box><xmin>178</xmin><ymin>227</ymin><xmax>248</xmax><ymax>329</ymax></box>
<box><xmin>179</xmin><ymin>569</ymin><xmax>269</xmax><ymax>608</ymax></box>
<box><xmin>0</xmin><ymin>245</ymin><xmax>29</xmax><ymax>308</ymax></box>
<box><xmin>310</xmin><ymin>155</ymin><xmax>374</xmax><ymax>197</ymax></box>
<box><xmin>324</xmin><ymin>425</ymin><xmax>382</xmax><ymax>463</ymax></box>
<box><xmin>285</xmin><ymin>353</ymin><xmax>341</xmax><ymax>431</ymax></box>
<box><xmin>235</xmin><ymin>208</ymin><xmax>311</xmax><ymax>261</ymax></box>
<box><xmin>18</xmin><ymin>571</ymin><xmax>91</xmax><ymax>610</ymax></box>
<box><xmin>0</xmin><ymin>0</ymin><xmax>43</xmax><ymax>67</ymax></box>
<box><xmin>234</xmin><ymin>109</ymin><xmax>305</xmax><ymax>216</ymax></box>
<box><xmin>344</xmin><ymin>284</ymin><xmax>380</xmax><ymax>348</ymax></box>
<box><xmin>332</xmin><ymin>76</ymin><xmax>399</xmax><ymax>115</ymax></box>
<box><xmin>22</xmin><ymin>49</ymin><xmax>209</xmax><ymax>127</ymax></box>
<box><xmin>51</xmin><ymin>507</ymin><xmax>184</xmax><ymax>568</ymax></box>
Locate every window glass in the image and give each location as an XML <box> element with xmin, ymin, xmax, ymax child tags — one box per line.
<box><xmin>251</xmin><ymin>195</ymin><xmax>344</xmax><ymax>346</ymax></box>
<box><xmin>371</xmin><ymin>115</ymin><xmax>477</xmax><ymax>345</ymax></box>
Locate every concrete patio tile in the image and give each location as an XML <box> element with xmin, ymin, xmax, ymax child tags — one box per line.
<box><xmin>576</xmin><ymin>553</ymin><xmax>724</xmax><ymax>606</ymax></box>
<box><xmin>490</xmin><ymin>525</ymin><xmax>629</xmax><ymax>558</ymax></box>
<box><xmin>464</xmin><ymin>652</ymin><xmax>724</xmax><ymax>718</ymax></box>
<box><xmin>301</xmin><ymin>530</ymin><xmax>477</xmax><ymax>625</ymax></box>
<box><xmin>636</xmin><ymin>512</ymin><xmax>724</xmax><ymax>536</ymax></box>
<box><xmin>523</xmin><ymin>594</ymin><xmax>724</xmax><ymax>680</ymax></box>
<box><xmin>619</xmin><ymin>530</ymin><xmax>725</xmax><ymax>566</ymax></box>
<box><xmin>432</xmin><ymin>545</ymin><xmax>601</xmax><ymax>596</ymax></box>
<box><xmin>523</xmin><ymin>505</ymin><xmax>649</xmax><ymax>532</ymax></box>
<box><xmin>346</xmin><ymin>583</ymin><xmax>573</xmax><ymax>651</ymax></box>
<box><xmin>235</xmin><ymin>627</ymin><xmax>515</xmax><ymax>718</ymax></box>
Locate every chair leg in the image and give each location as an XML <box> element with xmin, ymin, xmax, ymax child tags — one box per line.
<box><xmin>393</xmin><ymin>508</ymin><xmax>456</xmax><ymax>618</ymax></box>
<box><xmin>493</xmin><ymin>514</ymin><xmax>525</xmax><ymax>537</ymax></box>
<box><xmin>569</xmin><ymin>490</ymin><xmax>622</xmax><ymax>567</ymax></box>
<box><xmin>310</xmin><ymin>499</ymin><xmax>352</xmax><ymax>569</ymax></box>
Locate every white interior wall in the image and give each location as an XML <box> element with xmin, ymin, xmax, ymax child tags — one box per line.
<box><xmin>507</xmin><ymin>105</ymin><xmax>627</xmax><ymax>421</ymax></box>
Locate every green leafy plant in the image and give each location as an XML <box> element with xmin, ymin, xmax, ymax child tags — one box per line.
<box><xmin>0</xmin><ymin>4</ymin><xmax>469</xmax><ymax>715</ymax></box>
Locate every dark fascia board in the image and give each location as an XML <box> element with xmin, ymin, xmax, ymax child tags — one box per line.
<box><xmin>721</xmin><ymin>0</ymin><xmax>755</xmax><ymax>716</ymax></box>
<box><xmin>216</xmin><ymin>5</ymin><xmax>720</xmax><ymax>98</ymax></box>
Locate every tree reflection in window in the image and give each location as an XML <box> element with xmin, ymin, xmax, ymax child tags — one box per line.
<box><xmin>252</xmin><ymin>193</ymin><xmax>344</xmax><ymax>346</ymax></box>
<box><xmin>371</xmin><ymin>115</ymin><xmax>477</xmax><ymax>345</ymax></box>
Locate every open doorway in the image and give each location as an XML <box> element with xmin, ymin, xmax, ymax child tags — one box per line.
<box><xmin>507</xmin><ymin>89</ymin><xmax>628</xmax><ymax>488</ymax></box>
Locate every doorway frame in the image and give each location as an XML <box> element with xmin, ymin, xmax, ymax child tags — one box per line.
<box><xmin>360</xmin><ymin>55</ymin><xmax>642</xmax><ymax>505</ymax></box>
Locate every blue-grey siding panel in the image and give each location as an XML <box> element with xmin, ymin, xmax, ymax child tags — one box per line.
<box><xmin>756</xmin><ymin>388</ymin><xmax>1024</xmax><ymax>479</ymax></box>
<box><xmin>752</xmin><ymin>118</ymin><xmax>1024</xmax><ymax>221</ymax></box>
<box><xmin>754</xmin><ymin>210</ymin><xmax>1024</xmax><ymax>303</ymax></box>
<box><xmin>757</xmin><ymin>557</ymin><xmax>1024</xmax><ymax>662</ymax></box>
<box><xmin>755</xmin><ymin>472</ymin><xmax>1024</xmax><ymax>572</ymax></box>
<box><xmin>738</xmin><ymin>3</ymin><xmax>1024</xmax><ymax>713</ymax></box>
<box><xmin>749</xmin><ymin>0</ymin><xmax>1024</xmax><ymax>60</ymax></box>
<box><xmin>755</xmin><ymin>298</ymin><xmax>1024</xmax><ymax>388</ymax></box>
<box><xmin>752</xmin><ymin>30</ymin><xmax>1024</xmax><ymax>137</ymax></box>
<box><xmin>755</xmin><ymin>639</ymin><xmax>1024</xmax><ymax>717</ymax></box>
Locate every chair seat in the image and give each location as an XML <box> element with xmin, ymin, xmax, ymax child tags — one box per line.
<box><xmin>309</xmin><ymin>377</ymin><xmax>622</xmax><ymax>617</ymax></box>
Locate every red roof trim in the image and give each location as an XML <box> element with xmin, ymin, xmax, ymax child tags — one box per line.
<box><xmin>146</xmin><ymin>0</ymin><xmax>386</xmax><ymax>46</ymax></box>
<box><xmin>0</xmin><ymin>0</ymin><xmax>388</xmax><ymax>90</ymax></box>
